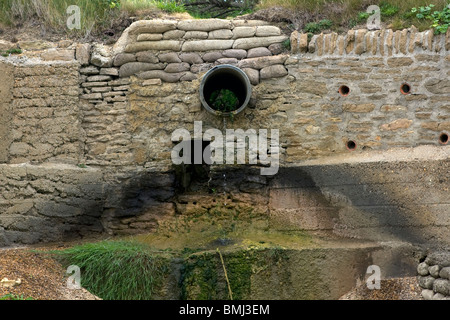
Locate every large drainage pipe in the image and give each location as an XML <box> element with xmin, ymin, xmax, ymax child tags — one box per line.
<box><xmin>200</xmin><ymin>65</ymin><xmax>252</xmax><ymax>116</ymax></box>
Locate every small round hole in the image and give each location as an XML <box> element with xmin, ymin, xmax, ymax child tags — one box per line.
<box><xmin>439</xmin><ymin>132</ymin><xmax>449</xmax><ymax>145</ymax></box>
<box><xmin>400</xmin><ymin>83</ymin><xmax>411</xmax><ymax>95</ymax></box>
<box><xmin>339</xmin><ymin>85</ymin><xmax>350</xmax><ymax>96</ymax></box>
<box><xmin>346</xmin><ymin>140</ymin><xmax>357</xmax><ymax>151</ymax></box>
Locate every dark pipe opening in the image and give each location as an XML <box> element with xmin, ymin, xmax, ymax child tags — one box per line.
<box><xmin>400</xmin><ymin>83</ymin><xmax>411</xmax><ymax>95</ymax></box>
<box><xmin>174</xmin><ymin>140</ymin><xmax>211</xmax><ymax>192</ymax></box>
<box><xmin>339</xmin><ymin>85</ymin><xmax>350</xmax><ymax>96</ymax></box>
<box><xmin>439</xmin><ymin>132</ymin><xmax>449</xmax><ymax>145</ymax></box>
<box><xmin>346</xmin><ymin>140</ymin><xmax>357</xmax><ymax>151</ymax></box>
<box><xmin>200</xmin><ymin>65</ymin><xmax>252</xmax><ymax>115</ymax></box>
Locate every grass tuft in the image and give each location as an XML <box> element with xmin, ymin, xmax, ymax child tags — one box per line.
<box><xmin>53</xmin><ymin>240</ymin><xmax>172</xmax><ymax>300</ymax></box>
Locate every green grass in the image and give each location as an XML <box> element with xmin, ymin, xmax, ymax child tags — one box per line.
<box><xmin>53</xmin><ymin>240</ymin><xmax>172</xmax><ymax>300</ymax></box>
<box><xmin>156</xmin><ymin>0</ymin><xmax>186</xmax><ymax>13</ymax></box>
<box><xmin>0</xmin><ymin>48</ymin><xmax>22</xmax><ymax>57</ymax></box>
<box><xmin>0</xmin><ymin>294</ymin><xmax>33</xmax><ymax>300</ymax></box>
<box><xmin>304</xmin><ymin>19</ymin><xmax>333</xmax><ymax>33</ymax></box>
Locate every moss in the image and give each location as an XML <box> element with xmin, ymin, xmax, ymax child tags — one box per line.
<box><xmin>181</xmin><ymin>252</ymin><xmax>221</xmax><ymax>300</ymax></box>
<box><xmin>179</xmin><ymin>247</ymin><xmax>293</xmax><ymax>300</ymax></box>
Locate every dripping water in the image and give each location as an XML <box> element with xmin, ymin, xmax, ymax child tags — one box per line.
<box><xmin>222</xmin><ymin>116</ymin><xmax>227</xmax><ymax>206</ymax></box>
<box><xmin>206</xmin><ymin>116</ymin><xmax>228</xmax><ymax>206</ymax></box>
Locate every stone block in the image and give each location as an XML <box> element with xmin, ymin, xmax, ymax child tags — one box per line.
<box><xmin>343</xmin><ymin>104</ymin><xmax>376</xmax><ymax>113</ymax></box>
<box><xmin>136</xmin><ymin>51</ymin><xmax>159</xmax><ymax>63</ymax></box>
<box><xmin>238</xmin><ymin>55</ymin><xmax>288</xmax><ymax>70</ymax></box>
<box><xmin>379</xmin><ymin>119</ymin><xmax>413</xmax><ymax>131</ymax></box>
<box><xmin>137</xmin><ymin>33</ymin><xmax>163</xmax><ymax>41</ymax></box>
<box><xmin>202</xmin><ymin>52</ymin><xmax>223</xmax><ymax>62</ymax></box>
<box><xmin>128</xmin><ymin>20</ymin><xmax>177</xmax><ymax>34</ymax></box>
<box><xmin>426</xmin><ymin>252</ymin><xmax>450</xmax><ymax>267</ymax></box>
<box><xmin>76</xmin><ymin>43</ymin><xmax>91</xmax><ymax>66</ymax></box>
<box><xmin>163</xmin><ymin>30</ymin><xmax>186</xmax><ymax>40</ymax></box>
<box><xmin>100</xmin><ymin>68</ymin><xmax>119</xmax><ymax>76</ymax></box>
<box><xmin>216</xmin><ymin>58</ymin><xmax>238</xmax><ymax>65</ymax></box>
<box><xmin>233</xmin><ymin>36</ymin><xmax>288</xmax><ymax>50</ymax></box>
<box><xmin>268</xmin><ymin>43</ymin><xmax>283</xmax><ymax>55</ymax></box>
<box><xmin>222</xmin><ymin>49</ymin><xmax>247</xmax><ymax>59</ymax></box>
<box><xmin>179</xmin><ymin>52</ymin><xmax>203</xmax><ymax>64</ymax></box>
<box><xmin>232</xmin><ymin>26</ymin><xmax>256</xmax><ymax>39</ymax></box>
<box><xmin>183</xmin><ymin>31</ymin><xmax>208</xmax><ymax>40</ymax></box>
<box><xmin>425</xmin><ymin>78</ymin><xmax>450</xmax><ymax>94</ymax></box>
<box><xmin>260</xmin><ymin>65</ymin><xmax>288</xmax><ymax>79</ymax></box>
<box><xmin>165</xmin><ymin>63</ymin><xmax>190</xmax><ymax>73</ymax></box>
<box><xmin>18</xmin><ymin>40</ymin><xmax>56</xmax><ymax>50</ymax></box>
<box><xmin>138</xmin><ymin>70</ymin><xmax>186</xmax><ymax>83</ymax></box>
<box><xmin>182</xmin><ymin>40</ymin><xmax>234</xmax><ymax>52</ymax></box>
<box><xmin>247</xmin><ymin>47</ymin><xmax>272</xmax><ymax>58</ymax></box>
<box><xmin>440</xmin><ymin>267</ymin><xmax>450</xmax><ymax>279</ymax></box>
<box><xmin>113</xmin><ymin>53</ymin><xmax>136</xmax><ymax>67</ymax></box>
<box><xmin>418</xmin><ymin>276</ymin><xmax>435</xmax><ymax>289</ymax></box>
<box><xmin>209</xmin><ymin>29</ymin><xmax>233</xmax><ymax>39</ymax></box>
<box><xmin>256</xmin><ymin>26</ymin><xmax>281</xmax><ymax>37</ymax></box>
<box><xmin>429</xmin><ymin>265</ymin><xmax>441</xmax><ymax>278</ymax></box>
<box><xmin>387</xmin><ymin>57</ymin><xmax>414</xmax><ymax>67</ymax></box>
<box><xmin>178</xmin><ymin>19</ymin><xmax>232</xmax><ymax>31</ymax></box>
<box><xmin>119</xmin><ymin>62</ymin><xmax>166</xmax><ymax>78</ymax></box>
<box><xmin>433</xmin><ymin>279</ymin><xmax>450</xmax><ymax>295</ymax></box>
<box><xmin>125</xmin><ymin>41</ymin><xmax>183</xmax><ymax>53</ymax></box>
<box><xmin>242</xmin><ymin>68</ymin><xmax>259</xmax><ymax>85</ymax></box>
<box><xmin>190</xmin><ymin>63</ymin><xmax>212</xmax><ymax>74</ymax></box>
<box><xmin>87</xmin><ymin>75</ymin><xmax>112</xmax><ymax>82</ymax></box>
<box><xmin>181</xmin><ymin>72</ymin><xmax>197</xmax><ymax>81</ymax></box>
<box><xmin>41</xmin><ymin>49</ymin><xmax>75</xmax><ymax>61</ymax></box>
<box><xmin>158</xmin><ymin>52</ymin><xmax>181</xmax><ymax>63</ymax></box>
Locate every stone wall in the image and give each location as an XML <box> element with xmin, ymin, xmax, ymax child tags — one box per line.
<box><xmin>0</xmin><ymin>19</ymin><xmax>449</xmax><ymax>247</ymax></box>
<box><xmin>1</xmin><ymin>21</ymin><xmax>449</xmax><ymax>167</ymax></box>
<box><xmin>418</xmin><ymin>251</ymin><xmax>450</xmax><ymax>300</ymax></box>
<box><xmin>9</xmin><ymin>62</ymin><xmax>82</xmax><ymax>165</ymax></box>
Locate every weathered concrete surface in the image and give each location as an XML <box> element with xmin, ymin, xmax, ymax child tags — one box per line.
<box><xmin>0</xmin><ymin>62</ymin><xmax>13</xmax><ymax>163</ymax></box>
<box><xmin>270</xmin><ymin>153</ymin><xmax>450</xmax><ymax>245</ymax></box>
<box><xmin>0</xmin><ymin>149</ymin><xmax>448</xmax><ymax>249</ymax></box>
<box><xmin>131</xmin><ymin>232</ymin><xmax>423</xmax><ymax>300</ymax></box>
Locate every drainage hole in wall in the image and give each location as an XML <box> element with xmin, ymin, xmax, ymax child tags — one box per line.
<box><xmin>339</xmin><ymin>85</ymin><xmax>350</xmax><ymax>96</ymax></box>
<box><xmin>346</xmin><ymin>140</ymin><xmax>357</xmax><ymax>151</ymax></box>
<box><xmin>400</xmin><ymin>83</ymin><xmax>411</xmax><ymax>95</ymax></box>
<box><xmin>439</xmin><ymin>132</ymin><xmax>449</xmax><ymax>145</ymax></box>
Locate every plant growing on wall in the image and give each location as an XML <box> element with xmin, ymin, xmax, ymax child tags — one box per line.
<box><xmin>411</xmin><ymin>3</ymin><xmax>450</xmax><ymax>34</ymax></box>
<box><xmin>208</xmin><ymin>89</ymin><xmax>240</xmax><ymax>113</ymax></box>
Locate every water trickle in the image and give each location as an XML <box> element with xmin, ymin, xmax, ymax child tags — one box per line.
<box><xmin>222</xmin><ymin>116</ymin><xmax>228</xmax><ymax>206</ymax></box>
<box><xmin>223</xmin><ymin>173</ymin><xmax>227</xmax><ymax>206</ymax></box>
<box><xmin>223</xmin><ymin>116</ymin><xmax>227</xmax><ymax>132</ymax></box>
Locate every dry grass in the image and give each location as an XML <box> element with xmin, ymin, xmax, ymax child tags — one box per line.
<box><xmin>256</xmin><ymin>0</ymin><xmax>449</xmax><ymax>31</ymax></box>
<box><xmin>0</xmin><ymin>0</ymin><xmax>161</xmax><ymax>39</ymax></box>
